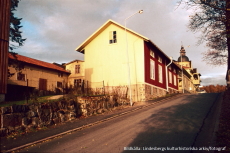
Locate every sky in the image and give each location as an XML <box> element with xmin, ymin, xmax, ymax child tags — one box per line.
<box><xmin>13</xmin><ymin>0</ymin><xmax>227</xmax><ymax>86</ymax></box>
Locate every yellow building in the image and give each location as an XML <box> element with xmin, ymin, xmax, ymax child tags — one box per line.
<box><xmin>75</xmin><ymin>19</ymin><xmax>181</xmax><ymax>102</ymax></box>
<box><xmin>175</xmin><ymin>46</ymin><xmax>201</xmax><ymax>93</ymax></box>
<box><xmin>64</xmin><ymin>59</ymin><xmax>85</xmax><ymax>88</ymax></box>
<box><xmin>7</xmin><ymin>53</ymin><xmax>70</xmax><ymax>101</ymax></box>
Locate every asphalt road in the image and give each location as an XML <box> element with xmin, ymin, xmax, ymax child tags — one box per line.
<box><xmin>19</xmin><ymin>93</ymin><xmax>222</xmax><ymax>153</ymax></box>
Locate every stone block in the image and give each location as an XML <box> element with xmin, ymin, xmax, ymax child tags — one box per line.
<box><xmin>37</xmin><ymin>109</ymin><xmax>51</xmax><ymax>125</ymax></box>
<box><xmin>0</xmin><ymin>106</ymin><xmax>11</xmax><ymax>114</ymax></box>
<box><xmin>22</xmin><ymin>117</ymin><xmax>31</xmax><ymax>126</ymax></box>
<box><xmin>69</xmin><ymin>112</ymin><xmax>76</xmax><ymax>119</ymax></box>
<box><xmin>67</xmin><ymin>105</ymin><xmax>75</xmax><ymax>111</ymax></box>
<box><xmin>57</xmin><ymin>101</ymin><xmax>67</xmax><ymax>110</ymax></box>
<box><xmin>51</xmin><ymin>102</ymin><xmax>59</xmax><ymax>111</ymax></box>
<box><xmin>53</xmin><ymin>118</ymin><xmax>60</xmax><ymax>124</ymax></box>
<box><xmin>27</xmin><ymin>110</ymin><xmax>38</xmax><ymax>118</ymax></box>
<box><xmin>11</xmin><ymin>105</ymin><xmax>29</xmax><ymax>113</ymax></box>
<box><xmin>96</xmin><ymin>109</ymin><xmax>104</xmax><ymax>114</ymax></box>
<box><xmin>41</xmin><ymin>103</ymin><xmax>51</xmax><ymax>109</ymax></box>
<box><xmin>3</xmin><ymin>114</ymin><xmax>23</xmax><ymax>127</ymax></box>
<box><xmin>31</xmin><ymin>117</ymin><xmax>39</xmax><ymax>126</ymax></box>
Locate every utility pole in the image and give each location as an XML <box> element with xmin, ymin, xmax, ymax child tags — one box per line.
<box><xmin>0</xmin><ymin>0</ymin><xmax>11</xmax><ymax>102</ymax></box>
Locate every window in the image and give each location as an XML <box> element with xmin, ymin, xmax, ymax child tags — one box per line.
<box><xmin>174</xmin><ymin>75</ymin><xmax>177</xmax><ymax>86</ymax></box>
<box><xmin>150</xmin><ymin>50</ymin><xmax>154</xmax><ymax>57</ymax></box>
<box><xmin>173</xmin><ymin>69</ymin><xmax>176</xmax><ymax>73</ymax></box>
<box><xmin>39</xmin><ymin>78</ymin><xmax>47</xmax><ymax>90</ymax></box>
<box><xmin>150</xmin><ymin>59</ymin><xmax>155</xmax><ymax>80</ymax></box>
<box><xmin>74</xmin><ymin>79</ymin><xmax>82</xmax><ymax>87</ymax></box>
<box><xmin>17</xmin><ymin>73</ymin><xmax>26</xmax><ymax>81</ymax></box>
<box><xmin>169</xmin><ymin>71</ymin><xmax>172</xmax><ymax>84</ymax></box>
<box><xmin>58</xmin><ymin>73</ymin><xmax>63</xmax><ymax>77</ymax></box>
<box><xmin>158</xmin><ymin>56</ymin><xmax>162</xmax><ymax>63</ymax></box>
<box><xmin>109</xmin><ymin>31</ymin><xmax>117</xmax><ymax>44</ymax></box>
<box><xmin>57</xmin><ymin>81</ymin><xmax>62</xmax><ymax>88</ymax></box>
<box><xmin>75</xmin><ymin>65</ymin><xmax>80</xmax><ymax>74</ymax></box>
<box><xmin>158</xmin><ymin>65</ymin><xmax>163</xmax><ymax>83</ymax></box>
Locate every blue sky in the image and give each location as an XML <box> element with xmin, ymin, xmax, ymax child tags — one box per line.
<box><xmin>13</xmin><ymin>0</ymin><xmax>227</xmax><ymax>86</ymax></box>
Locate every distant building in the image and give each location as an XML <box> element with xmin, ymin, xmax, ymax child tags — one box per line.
<box><xmin>174</xmin><ymin>46</ymin><xmax>201</xmax><ymax>93</ymax></box>
<box><xmin>64</xmin><ymin>59</ymin><xmax>85</xmax><ymax>88</ymax></box>
<box><xmin>7</xmin><ymin>53</ymin><xmax>70</xmax><ymax>101</ymax></box>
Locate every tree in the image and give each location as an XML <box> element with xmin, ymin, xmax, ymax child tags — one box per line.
<box><xmin>8</xmin><ymin>0</ymin><xmax>26</xmax><ymax>78</ymax></box>
<box><xmin>178</xmin><ymin>0</ymin><xmax>230</xmax><ymax>83</ymax></box>
<box><xmin>9</xmin><ymin>0</ymin><xmax>26</xmax><ymax>51</ymax></box>
<box><xmin>202</xmin><ymin>84</ymin><xmax>226</xmax><ymax>93</ymax></box>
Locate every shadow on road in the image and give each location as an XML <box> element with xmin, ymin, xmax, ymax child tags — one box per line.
<box><xmin>122</xmin><ymin>93</ymin><xmax>218</xmax><ymax>153</ymax></box>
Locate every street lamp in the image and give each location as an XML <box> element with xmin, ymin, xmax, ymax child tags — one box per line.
<box><xmin>166</xmin><ymin>57</ymin><xmax>173</xmax><ymax>93</ymax></box>
<box><xmin>124</xmin><ymin>10</ymin><xmax>143</xmax><ymax>106</ymax></box>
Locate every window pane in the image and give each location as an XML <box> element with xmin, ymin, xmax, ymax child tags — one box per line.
<box><xmin>158</xmin><ymin>65</ymin><xmax>162</xmax><ymax>83</ymax></box>
<box><xmin>150</xmin><ymin>60</ymin><xmax>155</xmax><ymax>80</ymax></box>
<box><xmin>169</xmin><ymin>71</ymin><xmax>172</xmax><ymax>83</ymax></box>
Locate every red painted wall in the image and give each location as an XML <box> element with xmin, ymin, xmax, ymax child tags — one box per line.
<box><xmin>144</xmin><ymin>42</ymin><xmax>166</xmax><ymax>89</ymax></box>
<box><xmin>168</xmin><ymin>66</ymin><xmax>179</xmax><ymax>90</ymax></box>
<box><xmin>144</xmin><ymin>42</ymin><xmax>178</xmax><ymax>90</ymax></box>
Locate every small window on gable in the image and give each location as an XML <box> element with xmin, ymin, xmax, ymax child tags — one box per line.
<box><xmin>173</xmin><ymin>69</ymin><xmax>176</xmax><ymax>73</ymax></box>
<box><xmin>150</xmin><ymin>50</ymin><xmax>154</xmax><ymax>57</ymax></box>
<box><xmin>109</xmin><ymin>31</ymin><xmax>117</xmax><ymax>44</ymax></box>
<box><xmin>168</xmin><ymin>66</ymin><xmax>171</xmax><ymax>70</ymax></box>
<box><xmin>158</xmin><ymin>56</ymin><xmax>162</xmax><ymax>63</ymax></box>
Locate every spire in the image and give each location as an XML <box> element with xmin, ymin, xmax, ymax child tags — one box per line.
<box><xmin>178</xmin><ymin>45</ymin><xmax>189</xmax><ymax>62</ymax></box>
<box><xmin>180</xmin><ymin>45</ymin><xmax>186</xmax><ymax>56</ymax></box>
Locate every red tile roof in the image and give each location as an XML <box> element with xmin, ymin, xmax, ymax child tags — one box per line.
<box><xmin>8</xmin><ymin>53</ymin><xmax>70</xmax><ymax>73</ymax></box>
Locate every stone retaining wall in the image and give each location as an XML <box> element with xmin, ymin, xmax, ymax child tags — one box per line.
<box><xmin>0</xmin><ymin>95</ymin><xmax>129</xmax><ymax>137</ymax></box>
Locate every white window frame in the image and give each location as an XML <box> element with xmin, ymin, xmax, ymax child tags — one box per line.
<box><xmin>75</xmin><ymin>65</ymin><xmax>80</xmax><ymax>74</ymax></box>
<box><xmin>169</xmin><ymin>71</ymin><xmax>172</xmax><ymax>84</ymax></box>
<box><xmin>150</xmin><ymin>59</ymin><xmax>155</xmax><ymax>80</ymax></box>
<box><xmin>174</xmin><ymin>75</ymin><xmax>177</xmax><ymax>86</ymax></box>
<box><xmin>109</xmin><ymin>31</ymin><xmax>117</xmax><ymax>44</ymax></box>
<box><xmin>158</xmin><ymin>56</ymin><xmax>162</xmax><ymax>63</ymax></box>
<box><xmin>158</xmin><ymin>65</ymin><xmax>163</xmax><ymax>83</ymax></box>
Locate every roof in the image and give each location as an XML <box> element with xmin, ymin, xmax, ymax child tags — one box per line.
<box><xmin>64</xmin><ymin>59</ymin><xmax>84</xmax><ymax>65</ymax></box>
<box><xmin>75</xmin><ymin>19</ymin><xmax>181</xmax><ymax>71</ymax></box>
<box><xmin>75</xmin><ymin>19</ymin><xmax>149</xmax><ymax>52</ymax></box>
<box><xmin>178</xmin><ymin>55</ymin><xmax>190</xmax><ymax>62</ymax></box>
<box><xmin>8</xmin><ymin>53</ymin><xmax>70</xmax><ymax>74</ymax></box>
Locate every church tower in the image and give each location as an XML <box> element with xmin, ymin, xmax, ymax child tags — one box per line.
<box><xmin>177</xmin><ymin>46</ymin><xmax>191</xmax><ymax>68</ymax></box>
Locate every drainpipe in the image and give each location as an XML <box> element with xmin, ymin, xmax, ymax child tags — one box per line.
<box><xmin>166</xmin><ymin>57</ymin><xmax>173</xmax><ymax>93</ymax></box>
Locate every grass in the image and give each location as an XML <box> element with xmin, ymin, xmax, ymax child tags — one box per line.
<box><xmin>0</xmin><ymin>95</ymin><xmax>57</xmax><ymax>107</ymax></box>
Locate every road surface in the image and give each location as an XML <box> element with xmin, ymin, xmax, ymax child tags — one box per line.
<box><xmin>19</xmin><ymin>93</ymin><xmax>222</xmax><ymax>153</ymax></box>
